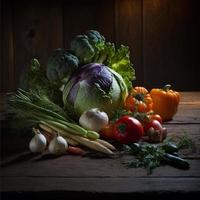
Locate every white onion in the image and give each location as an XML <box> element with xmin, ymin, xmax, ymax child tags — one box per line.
<box><xmin>79</xmin><ymin>108</ymin><xmax>109</xmax><ymax>132</ymax></box>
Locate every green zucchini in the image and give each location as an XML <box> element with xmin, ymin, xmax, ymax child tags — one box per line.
<box><xmin>163</xmin><ymin>153</ymin><xmax>190</xmax><ymax>169</ymax></box>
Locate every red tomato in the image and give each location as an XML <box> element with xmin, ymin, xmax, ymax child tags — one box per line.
<box><xmin>148</xmin><ymin>114</ymin><xmax>162</xmax><ymax>124</ymax></box>
<box><xmin>143</xmin><ymin>119</ymin><xmax>163</xmax><ymax>133</ymax></box>
<box><xmin>113</xmin><ymin>116</ymin><xmax>144</xmax><ymax>144</ymax></box>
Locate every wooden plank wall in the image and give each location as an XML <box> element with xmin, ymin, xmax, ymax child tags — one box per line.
<box><xmin>143</xmin><ymin>0</ymin><xmax>199</xmax><ymax>91</ymax></box>
<box><xmin>0</xmin><ymin>0</ymin><xmax>199</xmax><ymax>92</ymax></box>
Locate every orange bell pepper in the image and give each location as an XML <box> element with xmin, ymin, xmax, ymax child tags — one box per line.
<box><xmin>150</xmin><ymin>84</ymin><xmax>180</xmax><ymax>121</ymax></box>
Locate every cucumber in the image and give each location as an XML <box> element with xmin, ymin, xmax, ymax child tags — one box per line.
<box><xmin>163</xmin><ymin>153</ymin><xmax>190</xmax><ymax>169</ymax></box>
<box><xmin>161</xmin><ymin>142</ymin><xmax>178</xmax><ymax>154</ymax></box>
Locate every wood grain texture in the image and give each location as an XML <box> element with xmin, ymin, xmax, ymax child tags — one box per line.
<box><xmin>1</xmin><ymin>0</ymin><xmax>199</xmax><ymax>92</ymax></box>
<box><xmin>1</xmin><ymin>177</ymin><xmax>200</xmax><ymax>193</ymax></box>
<box><xmin>143</xmin><ymin>0</ymin><xmax>200</xmax><ymax>91</ymax></box>
<box><xmin>115</xmin><ymin>0</ymin><xmax>143</xmax><ymax>86</ymax></box>
<box><xmin>63</xmin><ymin>0</ymin><xmax>115</xmax><ymax>49</ymax></box>
<box><xmin>179</xmin><ymin>92</ymin><xmax>200</xmax><ymax>103</ymax></box>
<box><xmin>0</xmin><ymin>0</ymin><xmax>15</xmax><ymax>92</ymax></box>
<box><xmin>165</xmin><ymin>104</ymin><xmax>200</xmax><ymax>124</ymax></box>
<box><xmin>166</xmin><ymin>124</ymin><xmax>200</xmax><ymax>153</ymax></box>
<box><xmin>164</xmin><ymin>92</ymin><xmax>200</xmax><ymax>124</ymax></box>
<box><xmin>1</xmin><ymin>149</ymin><xmax>200</xmax><ymax>178</ymax></box>
<box><xmin>0</xmin><ymin>0</ymin><xmax>2</xmax><ymax>89</ymax></box>
<box><xmin>12</xmin><ymin>0</ymin><xmax>63</xmax><ymax>88</ymax></box>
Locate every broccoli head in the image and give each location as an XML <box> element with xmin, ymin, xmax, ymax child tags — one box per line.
<box><xmin>70</xmin><ymin>35</ymin><xmax>95</xmax><ymax>64</ymax></box>
<box><xmin>86</xmin><ymin>30</ymin><xmax>105</xmax><ymax>46</ymax></box>
<box><xmin>46</xmin><ymin>48</ymin><xmax>79</xmax><ymax>85</ymax></box>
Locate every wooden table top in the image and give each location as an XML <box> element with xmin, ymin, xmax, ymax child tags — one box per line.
<box><xmin>0</xmin><ymin>92</ymin><xmax>200</xmax><ymax>199</ymax></box>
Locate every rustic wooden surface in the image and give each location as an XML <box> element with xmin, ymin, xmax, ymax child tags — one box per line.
<box><xmin>1</xmin><ymin>0</ymin><xmax>199</xmax><ymax>92</ymax></box>
<box><xmin>0</xmin><ymin>92</ymin><xmax>200</xmax><ymax>199</ymax></box>
<box><xmin>143</xmin><ymin>0</ymin><xmax>199</xmax><ymax>90</ymax></box>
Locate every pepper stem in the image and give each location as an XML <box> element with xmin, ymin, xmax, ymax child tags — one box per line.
<box><xmin>162</xmin><ymin>84</ymin><xmax>171</xmax><ymax>91</ymax></box>
<box><xmin>134</xmin><ymin>93</ymin><xmax>144</xmax><ymax>101</ymax></box>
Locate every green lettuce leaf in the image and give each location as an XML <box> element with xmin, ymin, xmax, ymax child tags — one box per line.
<box><xmin>106</xmin><ymin>44</ymin><xmax>135</xmax><ymax>91</ymax></box>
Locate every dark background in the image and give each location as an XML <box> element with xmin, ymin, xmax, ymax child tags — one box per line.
<box><xmin>0</xmin><ymin>0</ymin><xmax>199</xmax><ymax>92</ymax></box>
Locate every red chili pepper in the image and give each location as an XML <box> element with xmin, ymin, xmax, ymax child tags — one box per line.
<box><xmin>67</xmin><ymin>146</ymin><xmax>86</xmax><ymax>156</ymax></box>
<box><xmin>113</xmin><ymin>116</ymin><xmax>144</xmax><ymax>144</ymax></box>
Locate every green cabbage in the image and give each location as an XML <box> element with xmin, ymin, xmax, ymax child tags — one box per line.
<box><xmin>62</xmin><ymin>63</ymin><xmax>128</xmax><ymax>120</ymax></box>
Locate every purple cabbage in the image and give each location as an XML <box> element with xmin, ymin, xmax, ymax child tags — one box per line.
<box><xmin>62</xmin><ymin>63</ymin><xmax>128</xmax><ymax>120</ymax></box>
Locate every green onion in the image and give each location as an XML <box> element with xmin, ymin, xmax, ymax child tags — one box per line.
<box><xmin>8</xmin><ymin>89</ymin><xmax>99</xmax><ymax>140</ymax></box>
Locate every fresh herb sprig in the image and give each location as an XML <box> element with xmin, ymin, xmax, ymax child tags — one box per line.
<box><xmin>177</xmin><ymin>133</ymin><xmax>196</xmax><ymax>150</ymax></box>
<box><xmin>163</xmin><ymin>133</ymin><xmax>196</xmax><ymax>152</ymax></box>
<box><xmin>123</xmin><ymin>143</ymin><xmax>190</xmax><ymax>174</ymax></box>
<box><xmin>123</xmin><ymin>143</ymin><xmax>165</xmax><ymax>174</ymax></box>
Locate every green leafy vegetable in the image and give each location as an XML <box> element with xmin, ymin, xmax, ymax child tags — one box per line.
<box><xmin>8</xmin><ymin>89</ymin><xmax>99</xmax><ymax>140</ymax></box>
<box><xmin>46</xmin><ymin>48</ymin><xmax>79</xmax><ymax>86</ymax></box>
<box><xmin>70</xmin><ymin>30</ymin><xmax>135</xmax><ymax>90</ymax></box>
<box><xmin>124</xmin><ymin>143</ymin><xmax>165</xmax><ymax>174</ymax></box>
<box><xmin>8</xmin><ymin>89</ymin><xmax>69</xmax><ymax>122</ymax></box>
<box><xmin>6</xmin><ymin>29</ymin><xmax>137</xmax><ymax>155</ymax></box>
<box><xmin>123</xmin><ymin>143</ymin><xmax>190</xmax><ymax>174</ymax></box>
<box><xmin>106</xmin><ymin>45</ymin><xmax>135</xmax><ymax>91</ymax></box>
<box><xmin>19</xmin><ymin>58</ymin><xmax>62</xmax><ymax>105</ymax></box>
<box><xmin>70</xmin><ymin>35</ymin><xmax>95</xmax><ymax>64</ymax></box>
<box><xmin>86</xmin><ymin>30</ymin><xmax>105</xmax><ymax>45</ymax></box>
<box><xmin>19</xmin><ymin>58</ymin><xmax>47</xmax><ymax>91</ymax></box>
<box><xmin>62</xmin><ymin>63</ymin><xmax>128</xmax><ymax>120</ymax></box>
<box><xmin>86</xmin><ymin>30</ymin><xmax>106</xmax><ymax>63</ymax></box>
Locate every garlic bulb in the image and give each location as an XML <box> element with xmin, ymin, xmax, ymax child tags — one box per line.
<box><xmin>29</xmin><ymin>128</ymin><xmax>47</xmax><ymax>153</ymax></box>
<box><xmin>48</xmin><ymin>134</ymin><xmax>68</xmax><ymax>155</ymax></box>
<box><xmin>79</xmin><ymin>108</ymin><xmax>109</xmax><ymax>132</ymax></box>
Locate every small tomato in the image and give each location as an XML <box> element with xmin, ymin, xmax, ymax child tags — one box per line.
<box><xmin>143</xmin><ymin>119</ymin><xmax>163</xmax><ymax>134</ymax></box>
<box><xmin>100</xmin><ymin>123</ymin><xmax>115</xmax><ymax>139</ymax></box>
<box><xmin>113</xmin><ymin>116</ymin><xmax>144</xmax><ymax>144</ymax></box>
<box><xmin>148</xmin><ymin>114</ymin><xmax>162</xmax><ymax>124</ymax></box>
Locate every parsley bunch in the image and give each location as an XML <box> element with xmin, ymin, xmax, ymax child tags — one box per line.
<box><xmin>123</xmin><ymin>143</ymin><xmax>165</xmax><ymax>174</ymax></box>
<box><xmin>123</xmin><ymin>142</ymin><xmax>190</xmax><ymax>174</ymax></box>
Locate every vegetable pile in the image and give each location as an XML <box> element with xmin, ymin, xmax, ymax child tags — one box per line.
<box><xmin>8</xmin><ymin>30</ymin><xmax>187</xmax><ymax>174</ymax></box>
